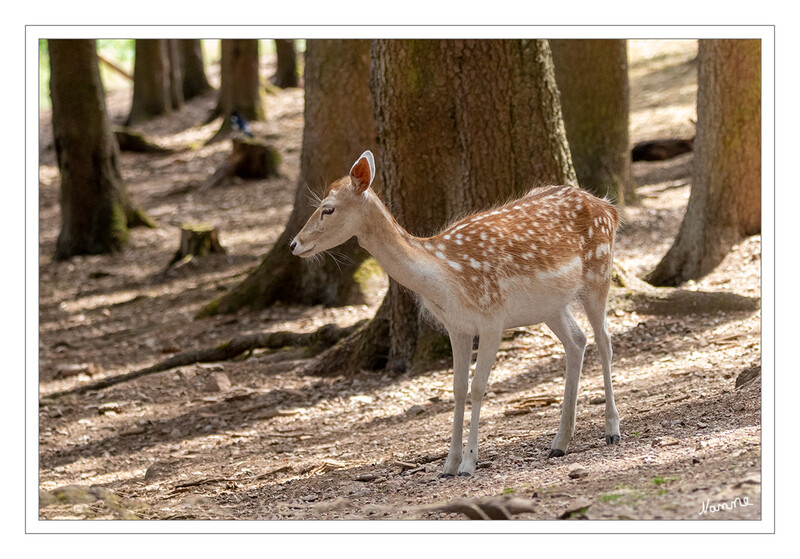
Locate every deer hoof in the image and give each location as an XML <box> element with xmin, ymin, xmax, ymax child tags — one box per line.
<box><xmin>457</xmin><ymin>471</ymin><xmax>472</xmax><ymax>477</ymax></box>
<box><xmin>606</xmin><ymin>435</ymin><xmax>620</xmax><ymax>445</ymax></box>
<box><xmin>439</xmin><ymin>472</ymin><xmax>455</xmax><ymax>479</ymax></box>
<box><xmin>548</xmin><ymin>449</ymin><xmax>565</xmax><ymax>458</ymax></box>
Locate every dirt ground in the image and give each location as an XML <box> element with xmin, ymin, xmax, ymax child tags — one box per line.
<box><xmin>37</xmin><ymin>40</ymin><xmax>761</xmax><ymax>522</ymax></box>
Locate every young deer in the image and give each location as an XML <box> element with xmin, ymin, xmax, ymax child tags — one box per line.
<box><xmin>290</xmin><ymin>150</ymin><xmax>621</xmax><ymax>476</ymax></box>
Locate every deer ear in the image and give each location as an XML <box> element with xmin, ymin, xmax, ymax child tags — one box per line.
<box><xmin>349</xmin><ymin>150</ymin><xmax>375</xmax><ymax>193</ymax></box>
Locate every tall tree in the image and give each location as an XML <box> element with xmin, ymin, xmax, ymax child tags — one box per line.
<box><xmin>179</xmin><ymin>39</ymin><xmax>212</xmax><ymax>100</ymax></box>
<box><xmin>208</xmin><ymin>39</ymin><xmax>264</xmax><ymax>137</ymax></box>
<box><xmin>550</xmin><ymin>39</ymin><xmax>635</xmax><ymax>204</ymax></box>
<box><xmin>126</xmin><ymin>39</ymin><xmax>183</xmax><ymax>125</ymax></box>
<box><xmin>645</xmin><ymin>39</ymin><xmax>760</xmax><ymax>287</ymax></box>
<box><xmin>307</xmin><ymin>39</ymin><xmax>577</xmax><ymax>374</ymax></box>
<box><xmin>49</xmin><ymin>39</ymin><xmax>152</xmax><ymax>260</ymax></box>
<box><xmin>199</xmin><ymin>40</ymin><xmax>375</xmax><ymax>316</ymax></box>
<box><xmin>271</xmin><ymin>39</ymin><xmax>298</xmax><ymax>88</ymax></box>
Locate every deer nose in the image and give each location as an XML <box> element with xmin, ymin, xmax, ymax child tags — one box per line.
<box><xmin>289</xmin><ymin>239</ymin><xmax>297</xmax><ymax>252</ymax></box>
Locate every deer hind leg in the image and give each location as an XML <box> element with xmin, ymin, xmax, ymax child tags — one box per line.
<box><xmin>457</xmin><ymin>330</ymin><xmax>502</xmax><ymax>476</ymax></box>
<box><xmin>441</xmin><ymin>331</ymin><xmax>473</xmax><ymax>477</ymax></box>
<box><xmin>581</xmin><ymin>285</ymin><xmax>621</xmax><ymax>445</ymax></box>
<box><xmin>546</xmin><ymin>308</ymin><xmax>587</xmax><ymax>457</ymax></box>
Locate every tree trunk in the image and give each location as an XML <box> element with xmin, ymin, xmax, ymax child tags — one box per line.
<box><xmin>306</xmin><ymin>39</ymin><xmax>576</xmax><ymax>374</ymax></box>
<box><xmin>49</xmin><ymin>39</ymin><xmax>152</xmax><ymax>260</ymax></box>
<box><xmin>180</xmin><ymin>39</ymin><xmax>212</xmax><ymax>100</ymax></box>
<box><xmin>645</xmin><ymin>40</ymin><xmax>760</xmax><ymax>287</ymax></box>
<box><xmin>208</xmin><ymin>40</ymin><xmax>264</xmax><ymax>137</ymax></box>
<box><xmin>199</xmin><ymin>39</ymin><xmax>375</xmax><ymax>317</ymax></box>
<box><xmin>550</xmin><ymin>39</ymin><xmax>635</xmax><ymax>204</ymax></box>
<box><xmin>271</xmin><ymin>39</ymin><xmax>298</xmax><ymax>88</ymax></box>
<box><xmin>126</xmin><ymin>40</ymin><xmax>181</xmax><ymax>125</ymax></box>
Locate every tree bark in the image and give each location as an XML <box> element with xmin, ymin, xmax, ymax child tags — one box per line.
<box><xmin>645</xmin><ymin>40</ymin><xmax>760</xmax><ymax>287</ymax></box>
<box><xmin>208</xmin><ymin>39</ymin><xmax>264</xmax><ymax>138</ymax></box>
<box><xmin>199</xmin><ymin>39</ymin><xmax>375</xmax><ymax>316</ymax></box>
<box><xmin>49</xmin><ymin>39</ymin><xmax>152</xmax><ymax>260</ymax></box>
<box><xmin>126</xmin><ymin>40</ymin><xmax>181</xmax><ymax>125</ymax></box>
<box><xmin>179</xmin><ymin>39</ymin><xmax>212</xmax><ymax>100</ymax></box>
<box><xmin>304</xmin><ymin>39</ymin><xmax>577</xmax><ymax>375</ymax></box>
<box><xmin>271</xmin><ymin>39</ymin><xmax>298</xmax><ymax>88</ymax></box>
<box><xmin>550</xmin><ymin>39</ymin><xmax>635</xmax><ymax>204</ymax></box>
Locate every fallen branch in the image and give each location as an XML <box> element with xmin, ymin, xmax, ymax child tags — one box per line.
<box><xmin>41</xmin><ymin>320</ymin><xmax>367</xmax><ymax>401</ymax></box>
<box><xmin>417</xmin><ymin>495</ymin><xmax>537</xmax><ymax>520</ymax></box>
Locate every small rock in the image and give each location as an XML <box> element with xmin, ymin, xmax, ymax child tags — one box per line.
<box><xmin>568</xmin><ymin>464</ymin><xmax>589</xmax><ymax>479</ymax></box>
<box><xmin>406</xmin><ymin>404</ymin><xmax>425</xmax><ymax>415</ymax></box>
<box><xmin>203</xmin><ymin>372</ymin><xmax>232</xmax><ymax>392</ymax></box>
<box><xmin>589</xmin><ymin>396</ymin><xmax>606</xmax><ymax>405</ymax></box>
<box><xmin>558</xmin><ymin>498</ymin><xmax>592</xmax><ymax>519</ymax></box>
<box><xmin>354</xmin><ymin>473</ymin><xmax>376</xmax><ymax>482</ymax></box>
<box><xmin>735</xmin><ymin>366</ymin><xmax>761</xmax><ymax>389</ymax></box>
<box><xmin>477</xmin><ymin>461</ymin><xmax>492</xmax><ymax>469</ymax></box>
<box><xmin>697</xmin><ymin>421</ymin><xmax>708</xmax><ymax>429</ymax></box>
<box><xmin>300</xmin><ymin>494</ymin><xmax>319</xmax><ymax>502</ymax></box>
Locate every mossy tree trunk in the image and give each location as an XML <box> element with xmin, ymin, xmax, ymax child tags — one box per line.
<box><xmin>645</xmin><ymin>40</ymin><xmax>761</xmax><ymax>287</ymax></box>
<box><xmin>126</xmin><ymin>40</ymin><xmax>183</xmax><ymax>125</ymax></box>
<box><xmin>208</xmin><ymin>40</ymin><xmax>264</xmax><ymax>138</ymax></box>
<box><xmin>316</xmin><ymin>39</ymin><xmax>576</xmax><ymax>374</ymax></box>
<box><xmin>199</xmin><ymin>39</ymin><xmax>375</xmax><ymax>317</ymax></box>
<box><xmin>179</xmin><ymin>39</ymin><xmax>212</xmax><ymax>100</ymax></box>
<box><xmin>49</xmin><ymin>39</ymin><xmax>153</xmax><ymax>261</ymax></box>
<box><xmin>550</xmin><ymin>39</ymin><xmax>635</xmax><ymax>204</ymax></box>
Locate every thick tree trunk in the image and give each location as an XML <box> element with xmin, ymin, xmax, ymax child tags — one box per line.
<box><xmin>126</xmin><ymin>40</ymin><xmax>181</xmax><ymax>125</ymax></box>
<box><xmin>199</xmin><ymin>40</ymin><xmax>375</xmax><ymax>317</ymax></box>
<box><xmin>372</xmin><ymin>39</ymin><xmax>576</xmax><ymax>371</ymax></box>
<box><xmin>208</xmin><ymin>40</ymin><xmax>264</xmax><ymax>138</ymax></box>
<box><xmin>550</xmin><ymin>39</ymin><xmax>635</xmax><ymax>204</ymax></box>
<box><xmin>271</xmin><ymin>39</ymin><xmax>298</xmax><ymax>88</ymax></box>
<box><xmin>180</xmin><ymin>39</ymin><xmax>212</xmax><ymax>100</ymax></box>
<box><xmin>49</xmin><ymin>39</ymin><xmax>152</xmax><ymax>260</ymax></box>
<box><xmin>304</xmin><ymin>39</ymin><xmax>577</xmax><ymax>375</ymax></box>
<box><xmin>645</xmin><ymin>40</ymin><xmax>760</xmax><ymax>287</ymax></box>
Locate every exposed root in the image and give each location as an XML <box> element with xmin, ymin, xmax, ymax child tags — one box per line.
<box><xmin>41</xmin><ymin>320</ymin><xmax>366</xmax><ymax>401</ymax></box>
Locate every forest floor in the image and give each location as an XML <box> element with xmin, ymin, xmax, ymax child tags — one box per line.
<box><xmin>37</xmin><ymin>40</ymin><xmax>762</xmax><ymax>523</ymax></box>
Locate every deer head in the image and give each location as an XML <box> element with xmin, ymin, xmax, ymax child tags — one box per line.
<box><xmin>290</xmin><ymin>150</ymin><xmax>375</xmax><ymax>258</ymax></box>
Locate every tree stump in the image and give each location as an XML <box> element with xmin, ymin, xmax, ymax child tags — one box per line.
<box><xmin>168</xmin><ymin>224</ymin><xmax>226</xmax><ymax>267</ymax></box>
<box><xmin>207</xmin><ymin>138</ymin><xmax>280</xmax><ymax>187</ymax></box>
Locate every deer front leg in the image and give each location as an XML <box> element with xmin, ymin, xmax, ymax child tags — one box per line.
<box><xmin>458</xmin><ymin>330</ymin><xmax>502</xmax><ymax>476</ymax></box>
<box><xmin>441</xmin><ymin>331</ymin><xmax>473</xmax><ymax>477</ymax></box>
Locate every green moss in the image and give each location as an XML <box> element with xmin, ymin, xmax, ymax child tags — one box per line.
<box><xmin>601</xmin><ymin>493</ymin><xmax>623</xmax><ymax>503</ymax></box>
<box><xmin>352</xmin><ymin>257</ymin><xmax>383</xmax><ymax>290</ymax></box>
<box><xmin>110</xmin><ymin>202</ymin><xmax>130</xmax><ymax>249</ymax></box>
<box><xmin>196</xmin><ymin>297</ymin><xmax>221</xmax><ymax>318</ymax></box>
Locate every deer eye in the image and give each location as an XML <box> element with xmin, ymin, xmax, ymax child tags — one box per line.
<box><xmin>321</xmin><ymin>207</ymin><xmax>335</xmax><ymax>216</ymax></box>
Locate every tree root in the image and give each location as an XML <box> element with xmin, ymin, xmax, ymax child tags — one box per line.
<box><xmin>298</xmin><ymin>297</ymin><xmax>391</xmax><ymax>377</ymax></box>
<box><xmin>41</xmin><ymin>320</ymin><xmax>366</xmax><ymax>401</ymax></box>
<box><xmin>610</xmin><ymin>262</ymin><xmax>759</xmax><ymax>315</ymax></box>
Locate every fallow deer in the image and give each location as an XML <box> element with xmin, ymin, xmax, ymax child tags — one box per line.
<box><xmin>290</xmin><ymin>150</ymin><xmax>621</xmax><ymax>476</ymax></box>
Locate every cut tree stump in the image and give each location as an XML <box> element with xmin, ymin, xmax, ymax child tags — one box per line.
<box><xmin>207</xmin><ymin>138</ymin><xmax>280</xmax><ymax>187</ymax></box>
<box><xmin>168</xmin><ymin>224</ymin><xmax>226</xmax><ymax>267</ymax></box>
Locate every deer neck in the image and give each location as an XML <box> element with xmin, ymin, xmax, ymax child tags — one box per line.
<box><xmin>356</xmin><ymin>191</ymin><xmax>449</xmax><ymax>306</ymax></box>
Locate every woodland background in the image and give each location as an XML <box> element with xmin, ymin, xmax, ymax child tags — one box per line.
<box><xmin>36</xmin><ymin>38</ymin><xmax>762</xmax><ymax>522</ymax></box>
